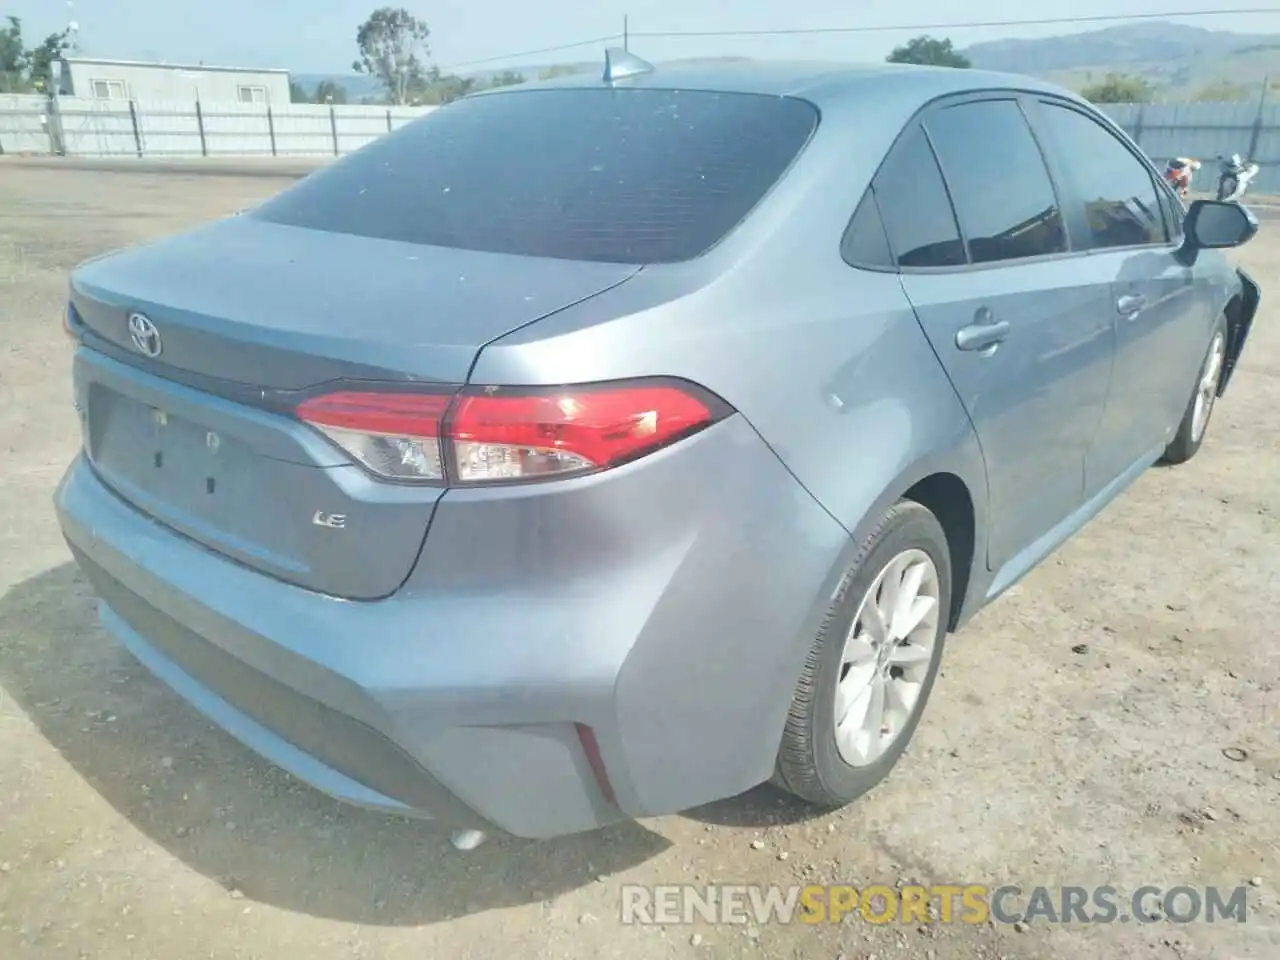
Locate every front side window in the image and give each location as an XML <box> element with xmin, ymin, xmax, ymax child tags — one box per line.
<box><xmin>253</xmin><ymin>87</ymin><xmax>820</xmax><ymax>264</ymax></box>
<box><xmin>871</xmin><ymin>125</ymin><xmax>966</xmax><ymax>269</ymax></box>
<box><xmin>924</xmin><ymin>99</ymin><xmax>1068</xmax><ymax>265</ymax></box>
<box><xmin>1030</xmin><ymin>101</ymin><xmax>1166</xmax><ymax>251</ymax></box>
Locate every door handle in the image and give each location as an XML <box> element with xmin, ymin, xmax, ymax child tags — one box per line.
<box><xmin>1116</xmin><ymin>293</ymin><xmax>1147</xmax><ymax>317</ymax></box>
<box><xmin>955</xmin><ymin>318</ymin><xmax>1011</xmax><ymax>352</ymax></box>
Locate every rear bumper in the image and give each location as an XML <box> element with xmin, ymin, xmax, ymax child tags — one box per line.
<box><xmin>55</xmin><ymin>414</ymin><xmax>851</xmax><ymax>839</ymax></box>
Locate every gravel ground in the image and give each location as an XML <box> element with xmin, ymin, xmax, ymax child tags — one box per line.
<box><xmin>0</xmin><ymin>164</ymin><xmax>1277</xmax><ymax>960</ymax></box>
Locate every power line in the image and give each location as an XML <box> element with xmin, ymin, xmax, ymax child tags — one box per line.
<box><xmin>632</xmin><ymin>8</ymin><xmax>1280</xmax><ymax>39</ymax></box>
<box><xmin>447</xmin><ymin>34</ymin><xmax>622</xmax><ymax>70</ymax></box>
<box><xmin>445</xmin><ymin>8</ymin><xmax>1280</xmax><ymax>71</ymax></box>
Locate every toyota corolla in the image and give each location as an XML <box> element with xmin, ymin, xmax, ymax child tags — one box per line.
<box><xmin>55</xmin><ymin>52</ymin><xmax>1260</xmax><ymax>842</ymax></box>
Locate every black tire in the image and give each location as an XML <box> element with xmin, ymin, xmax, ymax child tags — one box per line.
<box><xmin>773</xmin><ymin>499</ymin><xmax>952</xmax><ymax>807</ymax></box>
<box><xmin>1162</xmin><ymin>314</ymin><xmax>1229</xmax><ymax>466</ymax></box>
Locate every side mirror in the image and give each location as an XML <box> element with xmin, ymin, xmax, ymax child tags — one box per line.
<box><xmin>1184</xmin><ymin>199</ymin><xmax>1258</xmax><ymax>251</ymax></box>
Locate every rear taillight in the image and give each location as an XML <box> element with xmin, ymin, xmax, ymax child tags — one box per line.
<box><xmin>295</xmin><ymin>379</ymin><xmax>729</xmax><ymax>486</ymax></box>
<box><xmin>447</xmin><ymin>383</ymin><xmax>720</xmax><ymax>483</ymax></box>
<box><xmin>295</xmin><ymin>391</ymin><xmax>451</xmax><ymax>482</ymax></box>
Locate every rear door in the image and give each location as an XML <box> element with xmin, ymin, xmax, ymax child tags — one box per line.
<box><xmin>882</xmin><ymin>97</ymin><xmax>1117</xmax><ymax>572</ymax></box>
<box><xmin>1023</xmin><ymin>97</ymin><xmax>1207</xmax><ymax>492</ymax></box>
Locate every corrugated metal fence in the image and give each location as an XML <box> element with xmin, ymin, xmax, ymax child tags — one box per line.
<box><xmin>1</xmin><ymin>94</ymin><xmax>1276</xmax><ymax>193</ymax></box>
<box><xmin>1102</xmin><ymin>100</ymin><xmax>1279</xmax><ymax>195</ymax></box>
<box><xmin>0</xmin><ymin>94</ymin><xmax>434</xmax><ymax>158</ymax></box>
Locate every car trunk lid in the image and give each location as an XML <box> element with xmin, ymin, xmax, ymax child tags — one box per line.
<box><xmin>70</xmin><ymin>215</ymin><xmax>641</xmax><ymax>388</ymax></box>
<box><xmin>69</xmin><ymin>216</ymin><xmax>640</xmax><ymax>599</ymax></box>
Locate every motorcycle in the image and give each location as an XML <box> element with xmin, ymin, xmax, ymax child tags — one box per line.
<box><xmin>1163</xmin><ymin>157</ymin><xmax>1200</xmax><ymax>199</ymax></box>
<box><xmin>1216</xmin><ymin>153</ymin><xmax>1260</xmax><ymax>203</ymax></box>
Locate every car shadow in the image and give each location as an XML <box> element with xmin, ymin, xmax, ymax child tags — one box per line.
<box><xmin>682</xmin><ymin>784</ymin><xmax>828</xmax><ymax>829</ymax></box>
<box><xmin>0</xmin><ymin>562</ymin><xmax>671</xmax><ymax>926</ymax></box>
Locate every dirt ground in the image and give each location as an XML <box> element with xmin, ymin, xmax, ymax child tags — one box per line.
<box><xmin>0</xmin><ymin>161</ymin><xmax>1277</xmax><ymax>960</ymax></box>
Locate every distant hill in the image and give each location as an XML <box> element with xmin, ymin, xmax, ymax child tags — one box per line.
<box><xmin>962</xmin><ymin>22</ymin><xmax>1280</xmax><ymax>99</ymax></box>
<box><xmin>293</xmin><ymin>27</ymin><xmax>1280</xmax><ymax>105</ymax></box>
<box><xmin>516</xmin><ymin>31</ymin><xmax>1280</xmax><ymax>100</ymax></box>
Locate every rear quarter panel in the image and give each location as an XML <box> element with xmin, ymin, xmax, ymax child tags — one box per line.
<box><xmin>456</xmin><ymin>85</ymin><xmax>997</xmax><ymax>809</ymax></box>
<box><xmin>464</xmin><ymin>249</ymin><xmax>993</xmax><ymax>815</ymax></box>
<box><xmin>469</xmin><ymin>88</ymin><xmax>991</xmax><ymax>603</ymax></box>
<box><xmin>472</xmin><ymin>264</ymin><xmax>988</xmax><ymax>563</ymax></box>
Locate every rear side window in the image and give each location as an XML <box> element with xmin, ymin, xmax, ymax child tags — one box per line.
<box><xmin>841</xmin><ymin>192</ymin><xmax>894</xmax><ymax>268</ymax></box>
<box><xmin>1030</xmin><ymin>102</ymin><xmax>1166</xmax><ymax>251</ymax></box>
<box><xmin>924</xmin><ymin>99</ymin><xmax>1068</xmax><ymax>264</ymax></box>
<box><xmin>872</xmin><ymin>126</ymin><xmax>967</xmax><ymax>269</ymax></box>
<box><xmin>252</xmin><ymin>88</ymin><xmax>819</xmax><ymax>264</ymax></box>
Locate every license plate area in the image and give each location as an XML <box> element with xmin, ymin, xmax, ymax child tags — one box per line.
<box><xmin>87</xmin><ymin>385</ymin><xmax>250</xmax><ymax>526</ymax></box>
<box><xmin>76</xmin><ymin>360</ymin><xmax>444</xmax><ymax>599</ymax></box>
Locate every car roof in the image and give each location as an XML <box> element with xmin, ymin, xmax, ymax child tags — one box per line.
<box><xmin>493</xmin><ymin>59</ymin><xmax>1076</xmax><ymax>108</ymax></box>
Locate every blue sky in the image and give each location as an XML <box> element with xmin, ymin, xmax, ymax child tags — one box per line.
<box><xmin>5</xmin><ymin>1</ymin><xmax>1280</xmax><ymax>75</ymax></box>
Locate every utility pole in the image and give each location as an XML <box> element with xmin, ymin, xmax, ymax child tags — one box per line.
<box><xmin>623</xmin><ymin>14</ymin><xmax>629</xmax><ymax>51</ymax></box>
<box><xmin>1246</xmin><ymin>74</ymin><xmax>1267</xmax><ymax>163</ymax></box>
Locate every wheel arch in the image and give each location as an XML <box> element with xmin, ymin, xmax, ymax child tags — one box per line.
<box><xmin>837</xmin><ymin>431</ymin><xmax>992</xmax><ymax>636</ymax></box>
<box><xmin>903</xmin><ymin>472</ymin><xmax>976</xmax><ymax>632</ymax></box>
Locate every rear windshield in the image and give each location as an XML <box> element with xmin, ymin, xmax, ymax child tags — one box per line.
<box><xmin>252</xmin><ymin>87</ymin><xmax>819</xmax><ymax>264</ymax></box>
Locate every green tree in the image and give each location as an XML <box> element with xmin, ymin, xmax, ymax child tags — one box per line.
<box><xmin>26</xmin><ymin>28</ymin><xmax>71</xmax><ymax>92</ymax></box>
<box><xmin>289</xmin><ymin>80</ymin><xmax>309</xmax><ymax>102</ymax></box>
<box><xmin>1</xmin><ymin>16</ymin><xmax>30</xmax><ymax>93</ymax></box>
<box><xmin>886</xmin><ymin>35</ymin><xmax>970</xmax><ymax>68</ymax></box>
<box><xmin>0</xmin><ymin>18</ymin><xmax>73</xmax><ymax>93</ymax></box>
<box><xmin>353</xmin><ymin>7</ymin><xmax>429</xmax><ymax>105</ymax></box>
<box><xmin>1192</xmin><ymin>80</ymin><xmax>1248</xmax><ymax>103</ymax></box>
<box><xmin>1080</xmin><ymin>72</ymin><xmax>1153</xmax><ymax>104</ymax></box>
<box><xmin>315</xmin><ymin>79</ymin><xmax>348</xmax><ymax>103</ymax></box>
<box><xmin>418</xmin><ymin>66</ymin><xmax>475</xmax><ymax>104</ymax></box>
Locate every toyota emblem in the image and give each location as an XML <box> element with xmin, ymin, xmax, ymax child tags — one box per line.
<box><xmin>127</xmin><ymin>312</ymin><xmax>162</xmax><ymax>358</ymax></box>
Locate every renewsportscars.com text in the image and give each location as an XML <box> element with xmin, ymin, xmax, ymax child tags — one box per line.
<box><xmin>620</xmin><ymin>883</ymin><xmax>1250</xmax><ymax>926</ymax></box>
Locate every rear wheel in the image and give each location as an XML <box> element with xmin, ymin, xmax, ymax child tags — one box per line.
<box><xmin>1162</xmin><ymin>315</ymin><xmax>1228</xmax><ymax>465</ymax></box>
<box><xmin>773</xmin><ymin>500</ymin><xmax>951</xmax><ymax>807</ymax></box>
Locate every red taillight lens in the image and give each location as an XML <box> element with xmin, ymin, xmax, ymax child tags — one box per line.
<box><xmin>447</xmin><ymin>383</ymin><xmax>718</xmax><ymax>483</ymax></box>
<box><xmin>296</xmin><ymin>391</ymin><xmax>451</xmax><ymax>481</ymax></box>
<box><xmin>295</xmin><ymin>380</ymin><xmax>727</xmax><ymax>485</ymax></box>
